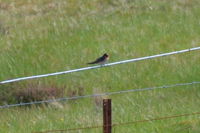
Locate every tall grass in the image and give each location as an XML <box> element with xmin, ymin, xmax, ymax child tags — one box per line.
<box><xmin>0</xmin><ymin>0</ymin><xmax>200</xmax><ymax>132</ymax></box>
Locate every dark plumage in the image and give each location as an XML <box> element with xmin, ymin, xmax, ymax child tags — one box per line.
<box><xmin>87</xmin><ymin>53</ymin><xmax>109</xmax><ymax>65</ymax></box>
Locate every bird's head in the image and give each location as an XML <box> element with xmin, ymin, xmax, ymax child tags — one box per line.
<box><xmin>103</xmin><ymin>53</ymin><xmax>109</xmax><ymax>59</ymax></box>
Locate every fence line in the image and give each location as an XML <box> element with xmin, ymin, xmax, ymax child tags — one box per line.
<box><xmin>112</xmin><ymin>111</ymin><xmax>200</xmax><ymax>127</ymax></box>
<box><xmin>0</xmin><ymin>47</ymin><xmax>200</xmax><ymax>84</ymax></box>
<box><xmin>0</xmin><ymin>81</ymin><xmax>199</xmax><ymax>109</ymax></box>
<box><xmin>33</xmin><ymin>111</ymin><xmax>200</xmax><ymax>133</ymax></box>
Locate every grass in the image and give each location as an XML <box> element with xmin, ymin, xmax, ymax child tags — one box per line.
<box><xmin>0</xmin><ymin>0</ymin><xmax>200</xmax><ymax>132</ymax></box>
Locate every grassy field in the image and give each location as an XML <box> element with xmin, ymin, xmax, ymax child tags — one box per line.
<box><xmin>0</xmin><ymin>0</ymin><xmax>200</xmax><ymax>132</ymax></box>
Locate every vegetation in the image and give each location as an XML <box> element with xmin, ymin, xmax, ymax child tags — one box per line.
<box><xmin>0</xmin><ymin>0</ymin><xmax>200</xmax><ymax>132</ymax></box>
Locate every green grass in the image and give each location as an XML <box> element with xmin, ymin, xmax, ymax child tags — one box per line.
<box><xmin>0</xmin><ymin>0</ymin><xmax>200</xmax><ymax>132</ymax></box>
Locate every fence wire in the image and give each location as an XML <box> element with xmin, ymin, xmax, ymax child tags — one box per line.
<box><xmin>0</xmin><ymin>81</ymin><xmax>199</xmax><ymax>109</ymax></box>
<box><xmin>0</xmin><ymin>47</ymin><xmax>200</xmax><ymax>84</ymax></box>
<box><xmin>33</xmin><ymin>111</ymin><xmax>200</xmax><ymax>133</ymax></box>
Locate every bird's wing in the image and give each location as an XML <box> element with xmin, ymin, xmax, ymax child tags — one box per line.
<box><xmin>87</xmin><ymin>56</ymin><xmax>104</xmax><ymax>64</ymax></box>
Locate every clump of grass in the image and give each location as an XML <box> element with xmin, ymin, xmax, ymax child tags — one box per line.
<box><xmin>14</xmin><ymin>84</ymin><xmax>64</xmax><ymax>103</ymax></box>
<box><xmin>0</xmin><ymin>83</ymin><xmax>64</xmax><ymax>105</ymax></box>
<box><xmin>0</xmin><ymin>21</ymin><xmax>9</xmax><ymax>35</ymax></box>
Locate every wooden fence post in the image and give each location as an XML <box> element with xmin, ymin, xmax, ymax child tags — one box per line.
<box><xmin>103</xmin><ymin>99</ymin><xmax>112</xmax><ymax>133</ymax></box>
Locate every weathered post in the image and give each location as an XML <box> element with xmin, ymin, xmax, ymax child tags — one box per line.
<box><xmin>103</xmin><ymin>99</ymin><xmax>112</xmax><ymax>133</ymax></box>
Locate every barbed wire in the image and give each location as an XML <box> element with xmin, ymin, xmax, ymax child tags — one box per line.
<box><xmin>0</xmin><ymin>81</ymin><xmax>199</xmax><ymax>109</ymax></box>
<box><xmin>112</xmin><ymin>111</ymin><xmax>200</xmax><ymax>127</ymax></box>
<box><xmin>0</xmin><ymin>47</ymin><xmax>199</xmax><ymax>84</ymax></box>
<box><xmin>33</xmin><ymin>111</ymin><xmax>200</xmax><ymax>133</ymax></box>
<box><xmin>33</xmin><ymin>125</ymin><xmax>102</xmax><ymax>133</ymax></box>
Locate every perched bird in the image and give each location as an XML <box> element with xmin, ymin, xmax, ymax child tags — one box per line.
<box><xmin>87</xmin><ymin>53</ymin><xmax>109</xmax><ymax>65</ymax></box>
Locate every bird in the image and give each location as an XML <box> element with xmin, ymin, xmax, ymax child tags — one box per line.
<box><xmin>87</xmin><ymin>53</ymin><xmax>109</xmax><ymax>65</ymax></box>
